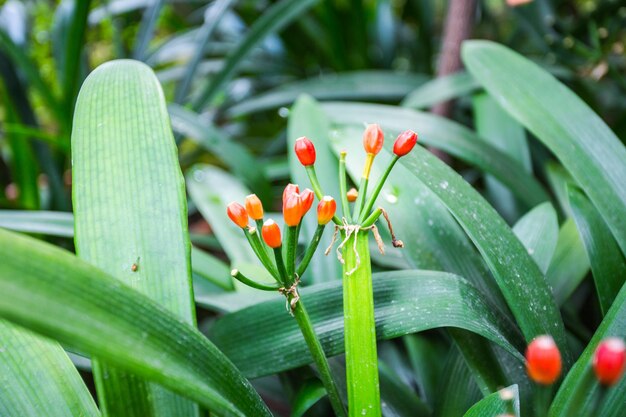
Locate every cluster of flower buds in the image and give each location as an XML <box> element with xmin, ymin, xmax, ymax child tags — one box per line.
<box><xmin>525</xmin><ymin>334</ymin><xmax>626</xmax><ymax>387</ymax></box>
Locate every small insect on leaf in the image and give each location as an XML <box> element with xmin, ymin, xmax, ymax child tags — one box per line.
<box><xmin>131</xmin><ymin>257</ymin><xmax>140</xmax><ymax>272</ymax></box>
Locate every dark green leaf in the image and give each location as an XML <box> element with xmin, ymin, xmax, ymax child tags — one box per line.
<box><xmin>512</xmin><ymin>202</ymin><xmax>558</xmax><ymax>274</ymax></box>
<box><xmin>401</xmin><ymin>71</ymin><xmax>479</xmax><ymax>109</ymax></box>
<box><xmin>463</xmin><ymin>385</ymin><xmax>520</xmax><ymax>417</ymax></box>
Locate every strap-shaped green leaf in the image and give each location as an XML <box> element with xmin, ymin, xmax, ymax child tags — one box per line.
<box><xmin>0</xmin><ymin>320</ymin><xmax>100</xmax><ymax>417</ymax></box>
<box><xmin>462</xmin><ymin>40</ymin><xmax>626</xmax><ymax>258</ymax></box>
<box><xmin>0</xmin><ymin>227</ymin><xmax>272</xmax><ymax>417</ymax></box>
<box><xmin>512</xmin><ymin>202</ymin><xmax>558</xmax><ymax>274</ymax></box>
<box><xmin>463</xmin><ymin>385</ymin><xmax>520</xmax><ymax>417</ymax></box>
<box><xmin>209</xmin><ymin>270</ymin><xmax>524</xmax><ymax>379</ymax></box>
<box><xmin>72</xmin><ymin>59</ymin><xmax>197</xmax><ymax>416</ymax></box>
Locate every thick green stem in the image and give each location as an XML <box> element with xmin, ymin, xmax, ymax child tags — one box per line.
<box><xmin>292</xmin><ymin>300</ymin><xmax>347</xmax><ymax>417</ymax></box>
<box><xmin>296</xmin><ymin>225</ymin><xmax>325</xmax><ymax>277</ymax></box>
<box><xmin>359</xmin><ymin>156</ymin><xmax>399</xmax><ymax>223</ymax></box>
<box><xmin>343</xmin><ymin>230</ymin><xmax>381</xmax><ymax>417</ymax></box>
<box><xmin>284</xmin><ymin>225</ymin><xmax>298</xmax><ymax>280</ymax></box>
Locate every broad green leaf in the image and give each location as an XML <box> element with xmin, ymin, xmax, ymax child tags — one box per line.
<box><xmin>395</xmin><ymin>144</ymin><xmax>569</xmax><ymax>361</ymax></box>
<box><xmin>401</xmin><ymin>71</ymin><xmax>479</xmax><ymax>109</ymax></box>
<box><xmin>435</xmin><ymin>348</ymin><xmax>481</xmax><ymax>417</ymax></box>
<box><xmin>0</xmin><ymin>227</ymin><xmax>272</xmax><ymax>417</ymax></box>
<box><xmin>512</xmin><ymin>202</ymin><xmax>558</xmax><ymax>274</ymax></box>
<box><xmin>550</xmin><ymin>283</ymin><xmax>626</xmax><ymax>417</ymax></box>
<box><xmin>462</xmin><ymin>41</ymin><xmax>626</xmax><ymax>257</ymax></box>
<box><xmin>463</xmin><ymin>385</ymin><xmax>520</xmax><ymax>417</ymax></box>
<box><xmin>186</xmin><ymin>164</ymin><xmax>256</xmax><ymax>264</ymax></box>
<box><xmin>322</xmin><ymin>102</ymin><xmax>549</xmax><ymax>208</ymax></box>
<box><xmin>545</xmin><ymin>162</ymin><xmax>574</xmax><ymax>217</ymax></box>
<box><xmin>546</xmin><ymin>219</ymin><xmax>590</xmax><ymax>306</ymax></box>
<box><xmin>568</xmin><ymin>186</ymin><xmax>626</xmax><ymax>315</ymax></box>
<box><xmin>209</xmin><ymin>270</ymin><xmax>525</xmax><ymax>379</ymax></box>
<box><xmin>193</xmin><ymin>0</ymin><xmax>319</xmax><ymax>110</ymax></box>
<box><xmin>0</xmin><ymin>210</ymin><xmax>73</xmax><ymax>237</ymax></box>
<box><xmin>227</xmin><ymin>71</ymin><xmax>428</xmax><ymax>116</ymax></box>
<box><xmin>287</xmin><ymin>95</ymin><xmax>340</xmax><ymax>284</ymax></box>
<box><xmin>0</xmin><ymin>320</ymin><xmax>100</xmax><ymax>417</ymax></box>
<box><xmin>72</xmin><ymin>60</ymin><xmax>197</xmax><ymax>416</ymax></box>
<box><xmin>191</xmin><ymin>246</ymin><xmax>234</xmax><ymax>291</ymax></box>
<box><xmin>169</xmin><ymin>104</ymin><xmax>272</xmax><ymax>203</ymax></box>
<box><xmin>473</xmin><ymin>94</ymin><xmax>531</xmax><ymax>223</ymax></box>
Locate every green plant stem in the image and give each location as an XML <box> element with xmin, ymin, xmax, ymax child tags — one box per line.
<box><xmin>339</xmin><ymin>152</ymin><xmax>352</xmax><ymax>222</ymax></box>
<box><xmin>292</xmin><ymin>299</ymin><xmax>347</xmax><ymax>417</ymax></box>
<box><xmin>361</xmin><ymin>208</ymin><xmax>382</xmax><ymax>228</ymax></box>
<box><xmin>343</xmin><ymin>230</ymin><xmax>381</xmax><ymax>417</ymax></box>
<box><xmin>231</xmin><ymin>269</ymin><xmax>280</xmax><ymax>291</ymax></box>
<box><xmin>272</xmin><ymin>247</ymin><xmax>288</xmax><ymax>285</ymax></box>
<box><xmin>305</xmin><ymin>165</ymin><xmax>341</xmax><ymax>225</ymax></box>
<box><xmin>284</xmin><ymin>225</ymin><xmax>298</xmax><ymax>279</ymax></box>
<box><xmin>244</xmin><ymin>229</ymin><xmax>279</xmax><ymax>279</ymax></box>
<box><xmin>296</xmin><ymin>225</ymin><xmax>325</xmax><ymax>276</ymax></box>
<box><xmin>533</xmin><ymin>384</ymin><xmax>551</xmax><ymax>417</ymax></box>
<box><xmin>359</xmin><ymin>155</ymin><xmax>399</xmax><ymax>222</ymax></box>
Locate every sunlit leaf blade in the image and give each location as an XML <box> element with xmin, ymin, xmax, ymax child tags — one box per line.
<box><xmin>227</xmin><ymin>71</ymin><xmax>427</xmax><ymax>116</ymax></box>
<box><xmin>462</xmin><ymin>40</ymin><xmax>626</xmax><ymax>257</ymax></box>
<box><xmin>0</xmin><ymin>227</ymin><xmax>272</xmax><ymax>417</ymax></box>
<box><xmin>322</xmin><ymin>102</ymin><xmax>549</xmax><ymax>208</ymax></box>
<box><xmin>72</xmin><ymin>60</ymin><xmax>197</xmax><ymax>416</ymax></box>
<box><xmin>550</xmin><ymin>283</ymin><xmax>626</xmax><ymax>417</ymax></box>
<box><xmin>396</xmin><ymin>145</ymin><xmax>569</xmax><ymax>362</ymax></box>
<box><xmin>568</xmin><ymin>186</ymin><xmax>626</xmax><ymax>315</ymax></box>
<box><xmin>0</xmin><ymin>320</ymin><xmax>100</xmax><ymax>417</ymax></box>
<box><xmin>546</xmin><ymin>219</ymin><xmax>590</xmax><ymax>305</ymax></box>
<box><xmin>401</xmin><ymin>71</ymin><xmax>479</xmax><ymax>109</ymax></box>
<box><xmin>193</xmin><ymin>0</ymin><xmax>319</xmax><ymax>110</ymax></box>
<box><xmin>462</xmin><ymin>385</ymin><xmax>520</xmax><ymax>417</ymax></box>
<box><xmin>0</xmin><ymin>210</ymin><xmax>73</xmax><ymax>237</ymax></box>
<box><xmin>512</xmin><ymin>202</ymin><xmax>558</xmax><ymax>274</ymax></box>
<box><xmin>209</xmin><ymin>270</ymin><xmax>524</xmax><ymax>379</ymax></box>
<box><xmin>288</xmin><ymin>95</ymin><xmax>340</xmax><ymax>284</ymax></box>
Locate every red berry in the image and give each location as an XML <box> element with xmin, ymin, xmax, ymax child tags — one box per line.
<box><xmin>393</xmin><ymin>130</ymin><xmax>418</xmax><ymax>157</ymax></box>
<box><xmin>593</xmin><ymin>337</ymin><xmax>626</xmax><ymax>386</ymax></box>
<box><xmin>294</xmin><ymin>137</ymin><xmax>316</xmax><ymax>166</ymax></box>
<box><xmin>261</xmin><ymin>219</ymin><xmax>282</xmax><ymax>248</ymax></box>
<box><xmin>525</xmin><ymin>335</ymin><xmax>562</xmax><ymax>385</ymax></box>
<box><xmin>363</xmin><ymin>124</ymin><xmax>384</xmax><ymax>155</ymax></box>
<box><xmin>283</xmin><ymin>192</ymin><xmax>303</xmax><ymax>227</ymax></box>
<box><xmin>226</xmin><ymin>202</ymin><xmax>248</xmax><ymax>228</ymax></box>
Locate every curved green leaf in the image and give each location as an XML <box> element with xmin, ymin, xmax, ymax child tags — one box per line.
<box><xmin>322</xmin><ymin>102</ymin><xmax>549</xmax><ymax>208</ymax></box>
<box><xmin>193</xmin><ymin>0</ymin><xmax>319</xmax><ymax>110</ymax></box>
<box><xmin>0</xmin><ymin>320</ymin><xmax>100</xmax><ymax>417</ymax></box>
<box><xmin>0</xmin><ymin>210</ymin><xmax>73</xmax><ymax>237</ymax></box>
<box><xmin>512</xmin><ymin>202</ymin><xmax>558</xmax><ymax>274</ymax></box>
<box><xmin>463</xmin><ymin>385</ymin><xmax>520</xmax><ymax>417</ymax></box>
<box><xmin>72</xmin><ymin>59</ymin><xmax>197</xmax><ymax>416</ymax></box>
<box><xmin>227</xmin><ymin>71</ymin><xmax>427</xmax><ymax>117</ymax></box>
<box><xmin>462</xmin><ymin>40</ymin><xmax>626</xmax><ymax>257</ymax></box>
<box><xmin>209</xmin><ymin>270</ymin><xmax>525</xmax><ymax>379</ymax></box>
<box><xmin>0</xmin><ymin>227</ymin><xmax>272</xmax><ymax>417</ymax></box>
<box><xmin>568</xmin><ymin>186</ymin><xmax>626</xmax><ymax>315</ymax></box>
<box><xmin>401</xmin><ymin>71</ymin><xmax>479</xmax><ymax>109</ymax></box>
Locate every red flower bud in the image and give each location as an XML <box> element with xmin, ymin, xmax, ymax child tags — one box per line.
<box><xmin>283</xmin><ymin>192</ymin><xmax>303</xmax><ymax>227</ymax></box>
<box><xmin>363</xmin><ymin>124</ymin><xmax>384</xmax><ymax>155</ymax></box>
<box><xmin>317</xmin><ymin>196</ymin><xmax>336</xmax><ymax>225</ymax></box>
<box><xmin>593</xmin><ymin>337</ymin><xmax>626</xmax><ymax>386</ymax></box>
<box><xmin>347</xmin><ymin>188</ymin><xmax>358</xmax><ymax>203</ymax></box>
<box><xmin>226</xmin><ymin>202</ymin><xmax>248</xmax><ymax>228</ymax></box>
<box><xmin>294</xmin><ymin>137</ymin><xmax>316</xmax><ymax>166</ymax></box>
<box><xmin>261</xmin><ymin>219</ymin><xmax>281</xmax><ymax>248</ymax></box>
<box><xmin>283</xmin><ymin>183</ymin><xmax>300</xmax><ymax>203</ymax></box>
<box><xmin>245</xmin><ymin>194</ymin><xmax>264</xmax><ymax>220</ymax></box>
<box><xmin>525</xmin><ymin>335</ymin><xmax>562</xmax><ymax>385</ymax></box>
<box><xmin>393</xmin><ymin>130</ymin><xmax>418</xmax><ymax>157</ymax></box>
<box><xmin>300</xmin><ymin>188</ymin><xmax>314</xmax><ymax>217</ymax></box>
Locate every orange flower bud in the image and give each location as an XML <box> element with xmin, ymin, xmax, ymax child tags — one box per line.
<box><xmin>283</xmin><ymin>183</ymin><xmax>300</xmax><ymax>203</ymax></box>
<box><xmin>300</xmin><ymin>188</ymin><xmax>314</xmax><ymax>217</ymax></box>
<box><xmin>261</xmin><ymin>219</ymin><xmax>281</xmax><ymax>248</ymax></box>
<box><xmin>226</xmin><ymin>202</ymin><xmax>248</xmax><ymax>228</ymax></box>
<box><xmin>294</xmin><ymin>137</ymin><xmax>316</xmax><ymax>166</ymax></box>
<box><xmin>393</xmin><ymin>130</ymin><xmax>418</xmax><ymax>157</ymax></box>
<box><xmin>283</xmin><ymin>192</ymin><xmax>303</xmax><ymax>227</ymax></box>
<box><xmin>525</xmin><ymin>335</ymin><xmax>562</xmax><ymax>385</ymax></box>
<box><xmin>347</xmin><ymin>188</ymin><xmax>358</xmax><ymax>203</ymax></box>
<box><xmin>245</xmin><ymin>194</ymin><xmax>264</xmax><ymax>220</ymax></box>
<box><xmin>593</xmin><ymin>337</ymin><xmax>626</xmax><ymax>386</ymax></box>
<box><xmin>363</xmin><ymin>123</ymin><xmax>384</xmax><ymax>155</ymax></box>
<box><xmin>317</xmin><ymin>196</ymin><xmax>336</xmax><ymax>225</ymax></box>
